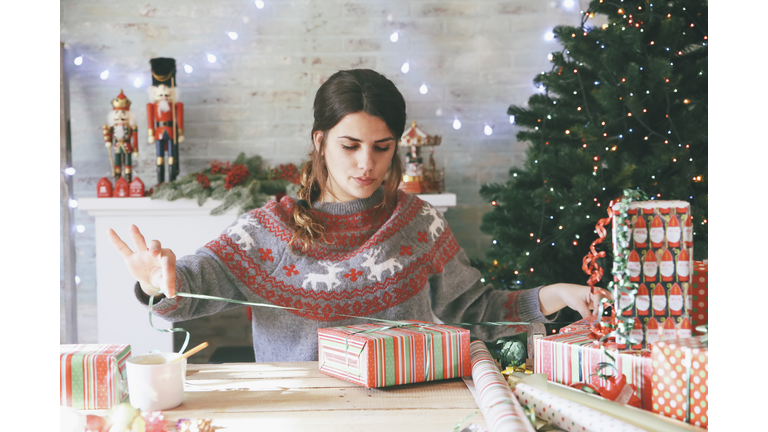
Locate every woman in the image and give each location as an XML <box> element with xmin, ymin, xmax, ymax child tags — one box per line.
<box><xmin>108</xmin><ymin>69</ymin><xmax>609</xmax><ymax>362</ymax></box>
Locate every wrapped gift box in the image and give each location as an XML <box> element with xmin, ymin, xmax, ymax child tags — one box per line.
<box><xmin>612</xmin><ymin>200</ymin><xmax>694</xmax><ymax>350</ymax></box>
<box><xmin>317</xmin><ymin>320</ymin><xmax>470</xmax><ymax>388</ymax></box>
<box><xmin>534</xmin><ymin>330</ymin><xmax>654</xmax><ymax>411</ymax></box>
<box><xmin>60</xmin><ymin>344</ymin><xmax>131</xmax><ymax>410</ymax></box>
<box><xmin>651</xmin><ymin>336</ymin><xmax>708</xmax><ymax>428</ymax></box>
<box><xmin>691</xmin><ymin>261</ymin><xmax>708</xmax><ymax>335</ymax></box>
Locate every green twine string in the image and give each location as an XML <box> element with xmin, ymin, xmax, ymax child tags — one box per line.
<box><xmin>148</xmin><ymin>294</ymin><xmax>190</xmax><ymax>354</ymax></box>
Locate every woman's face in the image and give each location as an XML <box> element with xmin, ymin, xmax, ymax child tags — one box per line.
<box><xmin>314</xmin><ymin>112</ymin><xmax>396</xmax><ymax>203</ymax></box>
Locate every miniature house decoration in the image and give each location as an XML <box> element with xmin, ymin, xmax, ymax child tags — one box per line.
<box><xmin>399</xmin><ymin>120</ymin><xmax>444</xmax><ymax>194</ymax></box>
<box><xmin>97</xmin><ymin>177</ymin><xmax>113</xmax><ymax>198</ymax></box>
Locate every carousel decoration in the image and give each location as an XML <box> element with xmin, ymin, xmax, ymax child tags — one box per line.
<box><xmin>147</xmin><ymin>57</ymin><xmax>184</xmax><ymax>185</ymax></box>
<box><xmin>399</xmin><ymin>120</ymin><xmax>444</xmax><ymax>194</ymax></box>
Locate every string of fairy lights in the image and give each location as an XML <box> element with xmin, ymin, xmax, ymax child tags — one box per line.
<box><xmin>479</xmin><ymin>0</ymin><xmax>707</xmax><ymax>285</ymax></box>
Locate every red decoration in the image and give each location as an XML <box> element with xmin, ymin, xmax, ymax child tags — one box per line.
<box><xmin>97</xmin><ymin>177</ymin><xmax>113</xmax><ymax>198</ymax></box>
<box><xmin>224</xmin><ymin>163</ymin><xmax>250</xmax><ymax>190</ymax></box>
<box><xmin>272</xmin><ymin>163</ymin><xmax>301</xmax><ymax>184</ymax></box>
<box><xmin>129</xmin><ymin>177</ymin><xmax>145</xmax><ymax>197</ymax></box>
<box><xmin>196</xmin><ymin>173</ymin><xmax>211</xmax><ymax>189</ymax></box>
<box><xmin>113</xmin><ymin>177</ymin><xmax>130</xmax><ymax>197</ymax></box>
<box><xmin>210</xmin><ymin>160</ymin><xmax>230</xmax><ymax>175</ymax></box>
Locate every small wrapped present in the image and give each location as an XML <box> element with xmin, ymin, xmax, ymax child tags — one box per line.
<box><xmin>317</xmin><ymin>320</ymin><xmax>470</xmax><ymax>388</ymax></box>
<box><xmin>691</xmin><ymin>261</ymin><xmax>708</xmax><ymax>335</ymax></box>
<box><xmin>60</xmin><ymin>344</ymin><xmax>131</xmax><ymax>410</ymax></box>
<box><xmin>651</xmin><ymin>336</ymin><xmax>708</xmax><ymax>428</ymax></box>
<box><xmin>534</xmin><ymin>330</ymin><xmax>654</xmax><ymax>411</ymax></box>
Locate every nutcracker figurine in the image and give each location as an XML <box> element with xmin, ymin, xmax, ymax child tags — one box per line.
<box><xmin>103</xmin><ymin>89</ymin><xmax>138</xmax><ymax>182</ymax></box>
<box><xmin>147</xmin><ymin>57</ymin><xmax>184</xmax><ymax>184</ymax></box>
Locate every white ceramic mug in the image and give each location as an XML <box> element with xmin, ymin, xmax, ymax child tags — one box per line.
<box><xmin>126</xmin><ymin>352</ymin><xmax>186</xmax><ymax>411</ymax></box>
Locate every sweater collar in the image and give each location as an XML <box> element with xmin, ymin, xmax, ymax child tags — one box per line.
<box><xmin>310</xmin><ymin>186</ymin><xmax>385</xmax><ymax>215</ymax></box>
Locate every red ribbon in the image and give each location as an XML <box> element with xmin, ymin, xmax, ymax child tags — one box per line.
<box><xmin>581</xmin><ymin>198</ymin><xmax>620</xmax><ymax>337</ymax></box>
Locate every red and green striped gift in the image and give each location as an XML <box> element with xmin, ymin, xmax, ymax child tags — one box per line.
<box><xmin>60</xmin><ymin>344</ymin><xmax>130</xmax><ymax>410</ymax></box>
<box><xmin>534</xmin><ymin>330</ymin><xmax>654</xmax><ymax>411</ymax></box>
<box><xmin>317</xmin><ymin>320</ymin><xmax>470</xmax><ymax>388</ymax></box>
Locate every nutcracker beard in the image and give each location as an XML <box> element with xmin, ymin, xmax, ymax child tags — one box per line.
<box><xmin>157</xmin><ymin>100</ymin><xmax>171</xmax><ymax>113</ymax></box>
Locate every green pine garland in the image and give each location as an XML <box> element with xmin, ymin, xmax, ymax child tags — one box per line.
<box><xmin>150</xmin><ymin>152</ymin><xmax>302</xmax><ymax>215</ymax></box>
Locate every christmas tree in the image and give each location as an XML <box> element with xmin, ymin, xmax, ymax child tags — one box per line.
<box><xmin>476</xmin><ymin>0</ymin><xmax>707</xmax><ymax>295</ymax></box>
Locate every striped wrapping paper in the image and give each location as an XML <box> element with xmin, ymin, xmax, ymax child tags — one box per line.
<box><xmin>317</xmin><ymin>320</ymin><xmax>470</xmax><ymax>388</ymax></box>
<box><xmin>534</xmin><ymin>331</ymin><xmax>654</xmax><ymax>411</ymax></box>
<box><xmin>60</xmin><ymin>344</ymin><xmax>131</xmax><ymax>410</ymax></box>
<box><xmin>469</xmin><ymin>340</ymin><xmax>535</xmax><ymax>432</ymax></box>
<box><xmin>512</xmin><ymin>382</ymin><xmax>646</xmax><ymax>432</ymax></box>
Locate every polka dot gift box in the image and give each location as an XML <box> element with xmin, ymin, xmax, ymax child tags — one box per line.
<box><xmin>60</xmin><ymin>344</ymin><xmax>131</xmax><ymax>410</ymax></box>
<box><xmin>651</xmin><ymin>336</ymin><xmax>708</xmax><ymax>428</ymax></box>
<box><xmin>317</xmin><ymin>320</ymin><xmax>471</xmax><ymax>388</ymax></box>
<box><xmin>691</xmin><ymin>261</ymin><xmax>708</xmax><ymax>335</ymax></box>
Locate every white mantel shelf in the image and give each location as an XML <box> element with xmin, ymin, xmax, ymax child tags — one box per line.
<box><xmin>78</xmin><ymin>193</ymin><xmax>456</xmax><ymax>355</ymax></box>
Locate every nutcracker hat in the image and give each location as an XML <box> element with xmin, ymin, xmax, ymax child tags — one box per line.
<box><xmin>111</xmin><ymin>89</ymin><xmax>131</xmax><ymax>111</ymax></box>
<box><xmin>150</xmin><ymin>57</ymin><xmax>177</xmax><ymax>86</ymax></box>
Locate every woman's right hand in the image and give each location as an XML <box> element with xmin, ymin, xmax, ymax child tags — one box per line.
<box><xmin>107</xmin><ymin>224</ymin><xmax>177</xmax><ymax>298</ymax></box>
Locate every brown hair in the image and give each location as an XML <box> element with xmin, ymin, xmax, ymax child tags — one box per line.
<box><xmin>289</xmin><ymin>69</ymin><xmax>406</xmax><ymax>251</ymax></box>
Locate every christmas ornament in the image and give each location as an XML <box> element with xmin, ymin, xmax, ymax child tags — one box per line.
<box><xmin>97</xmin><ymin>177</ymin><xmax>113</xmax><ymax>198</ymax></box>
<box><xmin>176</xmin><ymin>418</ymin><xmax>213</xmax><ymax>432</ymax></box>
<box><xmin>129</xmin><ymin>177</ymin><xmax>145</xmax><ymax>197</ymax></box>
<box><xmin>147</xmin><ymin>57</ymin><xmax>184</xmax><ymax>185</ymax></box>
<box><xmin>114</xmin><ymin>176</ymin><xmax>130</xmax><ymax>198</ymax></box>
<box><xmin>103</xmin><ymin>89</ymin><xmax>138</xmax><ymax>182</ymax></box>
<box><xmin>399</xmin><ymin>120</ymin><xmax>443</xmax><ymax>194</ymax></box>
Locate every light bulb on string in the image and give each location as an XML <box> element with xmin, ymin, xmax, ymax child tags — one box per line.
<box><xmin>133</xmin><ymin>77</ymin><xmax>142</xmax><ymax>88</ymax></box>
<box><xmin>484</xmin><ymin>124</ymin><xmax>493</xmax><ymax>136</ymax></box>
<box><xmin>207</xmin><ymin>54</ymin><xmax>217</xmax><ymax>63</ymax></box>
<box><xmin>544</xmin><ymin>31</ymin><xmax>555</xmax><ymax>41</ymax></box>
<box><xmin>69</xmin><ymin>199</ymin><xmax>79</xmax><ymax>209</ymax></box>
<box><xmin>255</xmin><ymin>0</ymin><xmax>265</xmax><ymax>8</ymax></box>
<box><xmin>75</xmin><ymin>276</ymin><xmax>81</xmax><ymax>285</ymax></box>
<box><xmin>99</xmin><ymin>70</ymin><xmax>109</xmax><ymax>80</ymax></box>
<box><xmin>76</xmin><ymin>225</ymin><xmax>86</xmax><ymax>233</ymax></box>
<box><xmin>563</xmin><ymin>0</ymin><xmax>575</xmax><ymax>8</ymax></box>
<box><xmin>74</xmin><ymin>56</ymin><xmax>83</xmax><ymax>66</ymax></box>
<box><xmin>184</xmin><ymin>64</ymin><xmax>193</xmax><ymax>73</ymax></box>
<box><xmin>452</xmin><ymin>118</ymin><xmax>461</xmax><ymax>130</ymax></box>
<box><xmin>390</xmin><ymin>31</ymin><xmax>399</xmax><ymax>42</ymax></box>
<box><xmin>509</xmin><ymin>115</ymin><xmax>516</xmax><ymax>124</ymax></box>
<box><xmin>64</xmin><ymin>167</ymin><xmax>76</xmax><ymax>176</ymax></box>
<box><xmin>419</xmin><ymin>83</ymin><xmax>428</xmax><ymax>94</ymax></box>
<box><xmin>401</xmin><ymin>61</ymin><xmax>409</xmax><ymax>73</ymax></box>
<box><xmin>227</xmin><ymin>31</ymin><xmax>239</xmax><ymax>40</ymax></box>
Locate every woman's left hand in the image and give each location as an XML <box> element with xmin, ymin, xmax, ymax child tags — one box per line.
<box><xmin>538</xmin><ymin>283</ymin><xmax>614</xmax><ymax>318</ymax></box>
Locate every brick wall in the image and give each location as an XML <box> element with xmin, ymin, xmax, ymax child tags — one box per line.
<box><xmin>61</xmin><ymin>0</ymin><xmax>600</xmax><ymax>346</ymax></box>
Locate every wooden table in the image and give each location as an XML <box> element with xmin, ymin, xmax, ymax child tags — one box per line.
<box><xmin>162</xmin><ymin>361</ymin><xmax>487</xmax><ymax>431</ymax></box>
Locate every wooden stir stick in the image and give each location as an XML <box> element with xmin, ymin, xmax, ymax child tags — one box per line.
<box><xmin>172</xmin><ymin>342</ymin><xmax>209</xmax><ymax>363</ymax></box>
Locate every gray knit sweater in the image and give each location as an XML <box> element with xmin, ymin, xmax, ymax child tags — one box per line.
<box><xmin>137</xmin><ymin>187</ymin><xmax>556</xmax><ymax>362</ymax></box>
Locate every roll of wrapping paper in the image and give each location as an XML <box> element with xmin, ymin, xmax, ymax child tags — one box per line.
<box><xmin>469</xmin><ymin>341</ymin><xmax>535</xmax><ymax>432</ymax></box>
<box><xmin>507</xmin><ymin>373</ymin><xmax>705</xmax><ymax>432</ymax></box>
